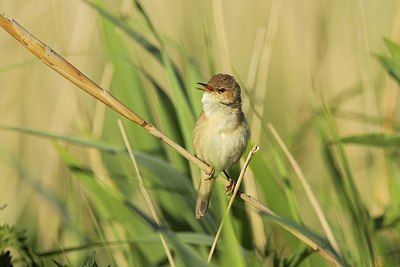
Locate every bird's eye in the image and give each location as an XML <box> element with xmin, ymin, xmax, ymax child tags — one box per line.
<box><xmin>217</xmin><ymin>88</ymin><xmax>226</xmax><ymax>94</ymax></box>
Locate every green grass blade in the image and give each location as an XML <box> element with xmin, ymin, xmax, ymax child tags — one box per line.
<box><xmin>84</xmin><ymin>0</ymin><xmax>161</xmax><ymax>61</ymax></box>
<box><xmin>375</xmin><ymin>54</ymin><xmax>400</xmax><ymax>85</ymax></box>
<box><xmin>338</xmin><ymin>133</ymin><xmax>400</xmax><ymax>148</ymax></box>
<box><xmin>131</xmin><ymin>151</ymin><xmax>212</xmax><ymax>232</ymax></box>
<box><xmin>383</xmin><ymin>38</ymin><xmax>400</xmax><ymax>61</ymax></box>
<box><xmin>216</xmin><ymin>189</ymin><xmax>246</xmax><ymax>267</ymax></box>
<box><xmin>54</xmin><ymin>145</ymin><xmax>143</xmax><ymax>227</ymax></box>
<box><xmin>99</xmin><ymin>8</ymin><xmax>160</xmax><ymax>153</ymax></box>
<box><xmin>124</xmin><ymin>201</ymin><xmax>210</xmax><ymax>267</ymax></box>
<box><xmin>316</xmin><ymin>103</ymin><xmax>376</xmax><ymax>266</ymax></box>
<box><xmin>269</xmin><ymin>143</ymin><xmax>302</xmax><ymax>222</ymax></box>
<box><xmin>132</xmin><ymin>0</ymin><xmax>196</xmax><ymax>147</ymax></box>
<box><xmin>54</xmin><ymin>145</ymin><xmax>164</xmax><ymax>265</ymax></box>
<box><xmin>376</xmin><ymin>39</ymin><xmax>400</xmax><ymax>85</ymax></box>
<box><xmin>256</xmin><ymin>204</ymin><xmax>348</xmax><ymax>266</ymax></box>
<box><xmin>86</xmin><ymin>0</ymin><xmax>190</xmax><ymax>106</ymax></box>
<box><xmin>35</xmin><ymin>232</ymin><xmax>213</xmax><ymax>259</ymax></box>
<box><xmin>0</xmin><ymin>123</ymin><xmax>196</xmax><ymax>229</ymax></box>
<box><xmin>87</xmin><ymin>0</ymin><xmax>196</xmax><ymax>167</ymax></box>
<box><xmin>140</xmin><ymin>71</ymin><xmax>189</xmax><ymax>172</ymax></box>
<box><xmin>0</xmin><ymin>124</ymin><xmax>125</xmax><ymax>153</ymax></box>
<box><xmin>161</xmin><ymin>52</ymin><xmax>196</xmax><ymax>147</ymax></box>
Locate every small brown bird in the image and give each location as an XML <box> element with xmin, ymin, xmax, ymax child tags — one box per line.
<box><xmin>193</xmin><ymin>74</ymin><xmax>250</xmax><ymax>219</ymax></box>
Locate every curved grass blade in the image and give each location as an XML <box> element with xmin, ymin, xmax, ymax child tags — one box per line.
<box><xmin>383</xmin><ymin>38</ymin><xmax>400</xmax><ymax>61</ymax></box>
<box><xmin>245</xmin><ymin>197</ymin><xmax>348</xmax><ymax>267</ymax></box>
<box><xmin>99</xmin><ymin>7</ymin><xmax>159</xmax><ymax>153</ymax></box>
<box><xmin>84</xmin><ymin>0</ymin><xmax>190</xmax><ymax>103</ymax></box>
<box><xmin>131</xmin><ymin>0</ymin><xmax>196</xmax><ymax>146</ymax></box>
<box><xmin>131</xmin><ymin>0</ymin><xmax>191</xmax><ymax>102</ymax></box>
<box><xmin>338</xmin><ymin>133</ymin><xmax>400</xmax><ymax>148</ymax></box>
<box><xmin>0</xmin><ymin>124</ymin><xmax>125</xmax><ymax>154</ymax></box>
<box><xmin>54</xmin><ymin>145</ymin><xmax>187</xmax><ymax>265</ymax></box>
<box><xmin>316</xmin><ymin>103</ymin><xmax>376</xmax><ymax>266</ymax></box>
<box><xmin>86</xmin><ymin>0</ymin><xmax>196</xmax><ymax>149</ymax></box>
<box><xmin>140</xmin><ymin>70</ymin><xmax>189</xmax><ymax>171</ymax></box>
<box><xmin>375</xmin><ymin>54</ymin><xmax>400</xmax><ymax>86</ymax></box>
<box><xmin>33</xmin><ymin>233</ymin><xmax>213</xmax><ymax>259</ymax></box>
<box><xmin>376</xmin><ymin>39</ymin><xmax>400</xmax><ymax>86</ymax></box>
<box><xmin>0</xmin><ymin>124</ymin><xmax>195</xmax><ymax>206</ymax></box>
<box><xmin>83</xmin><ymin>0</ymin><xmax>160</xmax><ymax>61</ymax></box>
<box><xmin>124</xmin><ymin>201</ymin><xmax>210</xmax><ymax>267</ymax></box>
<box><xmin>215</xmin><ymin>190</ymin><xmax>246</xmax><ymax>267</ymax></box>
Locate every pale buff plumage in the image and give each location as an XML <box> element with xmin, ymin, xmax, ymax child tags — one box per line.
<box><xmin>193</xmin><ymin>74</ymin><xmax>250</xmax><ymax>219</ymax></box>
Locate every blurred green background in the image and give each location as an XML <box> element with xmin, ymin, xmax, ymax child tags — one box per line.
<box><xmin>1</xmin><ymin>0</ymin><xmax>400</xmax><ymax>266</ymax></box>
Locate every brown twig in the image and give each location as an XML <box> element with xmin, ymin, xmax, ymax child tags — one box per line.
<box><xmin>0</xmin><ymin>14</ymin><xmax>212</xmax><ymax>177</ymax></box>
<box><xmin>0</xmin><ymin>14</ymin><xmax>344</xmax><ymax>266</ymax></box>
<box><xmin>208</xmin><ymin>145</ymin><xmax>260</xmax><ymax>263</ymax></box>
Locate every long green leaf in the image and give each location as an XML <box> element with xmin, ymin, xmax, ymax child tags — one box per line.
<box><xmin>132</xmin><ymin>0</ymin><xmax>196</xmax><ymax>147</ymax></box>
<box><xmin>35</xmin><ymin>232</ymin><xmax>213</xmax><ymax>259</ymax></box>
<box><xmin>0</xmin><ymin>124</ymin><xmax>125</xmax><ymax>153</ymax></box>
<box><xmin>376</xmin><ymin>39</ymin><xmax>400</xmax><ymax>86</ymax></box>
<box><xmin>86</xmin><ymin>0</ymin><xmax>194</xmax><ymax>170</ymax></box>
<box><xmin>338</xmin><ymin>133</ymin><xmax>400</xmax><ymax>148</ymax></box>
<box><xmin>99</xmin><ymin>3</ymin><xmax>159</xmax><ymax>152</ymax></box>
<box><xmin>124</xmin><ymin>202</ymin><xmax>210</xmax><ymax>267</ymax></box>
<box><xmin>383</xmin><ymin>38</ymin><xmax>400</xmax><ymax>61</ymax></box>
<box><xmin>376</xmin><ymin>54</ymin><xmax>400</xmax><ymax>85</ymax></box>
<box><xmin>259</xmin><ymin>209</ymin><xmax>348</xmax><ymax>267</ymax></box>
<box><xmin>84</xmin><ymin>0</ymin><xmax>161</xmax><ymax>61</ymax></box>
<box><xmin>317</xmin><ymin>103</ymin><xmax>376</xmax><ymax>267</ymax></box>
<box><xmin>216</xmin><ymin>189</ymin><xmax>246</xmax><ymax>267</ymax></box>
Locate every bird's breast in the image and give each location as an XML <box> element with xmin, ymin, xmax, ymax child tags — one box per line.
<box><xmin>193</xmin><ymin>111</ymin><xmax>249</xmax><ymax>172</ymax></box>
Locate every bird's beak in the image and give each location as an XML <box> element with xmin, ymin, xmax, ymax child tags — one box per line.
<box><xmin>196</xmin><ymin>82</ymin><xmax>215</xmax><ymax>92</ymax></box>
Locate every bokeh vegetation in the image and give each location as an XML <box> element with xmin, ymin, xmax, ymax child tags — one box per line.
<box><xmin>1</xmin><ymin>1</ymin><xmax>400</xmax><ymax>266</ymax></box>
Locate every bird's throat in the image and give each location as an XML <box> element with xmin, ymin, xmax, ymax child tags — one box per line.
<box><xmin>202</xmin><ymin>93</ymin><xmax>241</xmax><ymax>117</ymax></box>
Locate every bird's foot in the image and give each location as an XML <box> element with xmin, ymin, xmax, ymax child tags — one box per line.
<box><xmin>225</xmin><ymin>179</ymin><xmax>236</xmax><ymax>195</ymax></box>
<box><xmin>205</xmin><ymin>168</ymin><xmax>215</xmax><ymax>180</ymax></box>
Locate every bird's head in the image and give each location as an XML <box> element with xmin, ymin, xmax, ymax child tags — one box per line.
<box><xmin>197</xmin><ymin>74</ymin><xmax>242</xmax><ymax>108</ymax></box>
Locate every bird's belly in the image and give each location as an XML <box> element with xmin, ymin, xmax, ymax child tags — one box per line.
<box><xmin>200</xmin><ymin>127</ymin><xmax>248</xmax><ymax>172</ymax></box>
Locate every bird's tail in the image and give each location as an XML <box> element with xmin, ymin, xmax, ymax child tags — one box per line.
<box><xmin>195</xmin><ymin>172</ymin><xmax>216</xmax><ymax>219</ymax></box>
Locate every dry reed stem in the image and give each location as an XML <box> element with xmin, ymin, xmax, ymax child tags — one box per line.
<box><xmin>118</xmin><ymin>120</ymin><xmax>176</xmax><ymax>267</ymax></box>
<box><xmin>207</xmin><ymin>145</ymin><xmax>260</xmax><ymax>263</ymax></box>
<box><xmin>0</xmin><ymin>14</ymin><xmax>212</xmax><ymax>177</ymax></box>
<box><xmin>0</xmin><ymin>14</ymin><xmax>343</xmax><ymax>266</ymax></box>
<box><xmin>239</xmin><ymin>193</ymin><xmax>342</xmax><ymax>266</ymax></box>
<box><xmin>268</xmin><ymin>123</ymin><xmax>341</xmax><ymax>254</ymax></box>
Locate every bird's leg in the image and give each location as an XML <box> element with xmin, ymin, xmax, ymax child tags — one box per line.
<box><xmin>205</xmin><ymin>168</ymin><xmax>215</xmax><ymax>180</ymax></box>
<box><xmin>223</xmin><ymin>170</ymin><xmax>236</xmax><ymax>194</ymax></box>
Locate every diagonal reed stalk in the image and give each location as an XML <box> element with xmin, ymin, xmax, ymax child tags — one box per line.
<box><xmin>268</xmin><ymin>123</ymin><xmax>341</xmax><ymax>254</ymax></box>
<box><xmin>0</xmin><ymin>14</ymin><xmax>345</xmax><ymax>266</ymax></box>
<box><xmin>208</xmin><ymin>145</ymin><xmax>260</xmax><ymax>263</ymax></box>
<box><xmin>118</xmin><ymin>120</ymin><xmax>176</xmax><ymax>267</ymax></box>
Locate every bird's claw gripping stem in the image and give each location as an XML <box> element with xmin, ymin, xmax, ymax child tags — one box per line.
<box><xmin>205</xmin><ymin>168</ymin><xmax>215</xmax><ymax>180</ymax></box>
<box><xmin>225</xmin><ymin>179</ymin><xmax>236</xmax><ymax>195</ymax></box>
